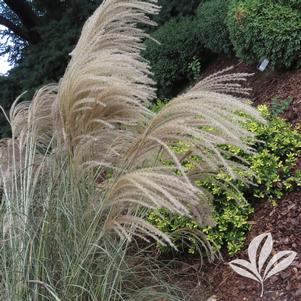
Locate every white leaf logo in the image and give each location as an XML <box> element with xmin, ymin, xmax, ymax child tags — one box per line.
<box><xmin>229</xmin><ymin>233</ymin><xmax>297</xmax><ymax>297</ymax></box>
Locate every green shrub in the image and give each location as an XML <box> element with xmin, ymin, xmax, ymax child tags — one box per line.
<box><xmin>270</xmin><ymin>96</ymin><xmax>293</xmax><ymax>117</ymax></box>
<box><xmin>227</xmin><ymin>0</ymin><xmax>301</xmax><ymax>69</ymax></box>
<box><xmin>276</xmin><ymin>0</ymin><xmax>301</xmax><ymax>9</ymax></box>
<box><xmin>187</xmin><ymin>57</ymin><xmax>202</xmax><ymax>81</ymax></box>
<box><xmin>144</xmin><ymin>17</ymin><xmax>207</xmax><ymax>98</ymax></box>
<box><xmin>147</xmin><ymin>104</ymin><xmax>301</xmax><ymax>255</ymax></box>
<box><xmin>154</xmin><ymin>0</ymin><xmax>202</xmax><ymax>26</ymax></box>
<box><xmin>196</xmin><ymin>0</ymin><xmax>232</xmax><ymax>54</ymax></box>
<box><xmin>243</xmin><ymin>105</ymin><xmax>301</xmax><ymax>200</ymax></box>
<box><xmin>147</xmin><ymin>209</ymin><xmax>201</xmax><ymax>254</ymax></box>
<box><xmin>149</xmin><ymin>98</ymin><xmax>168</xmax><ymax>113</ymax></box>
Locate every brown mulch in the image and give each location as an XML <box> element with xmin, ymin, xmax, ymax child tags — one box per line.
<box><xmin>201</xmin><ymin>56</ymin><xmax>301</xmax><ymax>126</ymax></box>
<box><xmin>210</xmin><ymin>191</ymin><xmax>301</xmax><ymax>301</ymax></box>
<box><xmin>180</xmin><ymin>57</ymin><xmax>301</xmax><ymax>301</ymax></box>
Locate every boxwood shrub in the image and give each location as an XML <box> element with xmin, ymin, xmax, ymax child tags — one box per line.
<box><xmin>154</xmin><ymin>0</ymin><xmax>202</xmax><ymax>26</ymax></box>
<box><xmin>276</xmin><ymin>0</ymin><xmax>301</xmax><ymax>9</ymax></box>
<box><xmin>196</xmin><ymin>0</ymin><xmax>232</xmax><ymax>54</ymax></box>
<box><xmin>144</xmin><ymin>17</ymin><xmax>207</xmax><ymax>98</ymax></box>
<box><xmin>227</xmin><ymin>0</ymin><xmax>301</xmax><ymax>69</ymax></box>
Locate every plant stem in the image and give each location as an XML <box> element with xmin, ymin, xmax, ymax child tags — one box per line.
<box><xmin>260</xmin><ymin>281</ymin><xmax>264</xmax><ymax>298</ymax></box>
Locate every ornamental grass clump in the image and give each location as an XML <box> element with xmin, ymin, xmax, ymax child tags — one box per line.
<box><xmin>0</xmin><ymin>0</ymin><xmax>264</xmax><ymax>299</ymax></box>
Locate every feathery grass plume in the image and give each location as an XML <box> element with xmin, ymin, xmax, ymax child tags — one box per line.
<box><xmin>9</xmin><ymin>84</ymin><xmax>58</xmax><ymax>150</ymax></box>
<box><xmin>192</xmin><ymin>66</ymin><xmax>253</xmax><ymax>95</ymax></box>
<box><xmin>57</xmin><ymin>0</ymin><xmax>159</xmax><ymax>167</ymax></box>
<box><xmin>101</xmin><ymin>70</ymin><xmax>264</xmax><ymax>244</ymax></box>
<box><xmin>54</xmin><ymin>0</ymin><xmax>265</xmax><ymax>246</ymax></box>
<box><xmin>0</xmin><ymin>85</ymin><xmax>57</xmax><ymax>195</ymax></box>
<box><xmin>0</xmin><ymin>0</ymin><xmax>267</xmax><ymax>299</ymax></box>
<box><xmin>124</xmin><ymin>71</ymin><xmax>264</xmax><ymax>169</ymax></box>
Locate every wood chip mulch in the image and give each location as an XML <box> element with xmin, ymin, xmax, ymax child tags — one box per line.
<box><xmin>210</xmin><ymin>190</ymin><xmax>301</xmax><ymax>301</ymax></box>
<box><xmin>201</xmin><ymin>56</ymin><xmax>301</xmax><ymax>126</ymax></box>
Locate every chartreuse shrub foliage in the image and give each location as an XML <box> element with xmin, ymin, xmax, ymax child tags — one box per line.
<box><xmin>246</xmin><ymin>105</ymin><xmax>301</xmax><ymax>200</ymax></box>
<box><xmin>227</xmin><ymin>0</ymin><xmax>301</xmax><ymax>69</ymax></box>
<box><xmin>147</xmin><ymin>104</ymin><xmax>301</xmax><ymax>255</ymax></box>
<box><xmin>144</xmin><ymin>17</ymin><xmax>206</xmax><ymax>98</ymax></box>
<box><xmin>196</xmin><ymin>0</ymin><xmax>232</xmax><ymax>54</ymax></box>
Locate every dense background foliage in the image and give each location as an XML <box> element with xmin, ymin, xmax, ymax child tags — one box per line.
<box><xmin>196</xmin><ymin>0</ymin><xmax>231</xmax><ymax>55</ymax></box>
<box><xmin>143</xmin><ymin>17</ymin><xmax>206</xmax><ymax>98</ymax></box>
<box><xmin>153</xmin><ymin>0</ymin><xmax>202</xmax><ymax>25</ymax></box>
